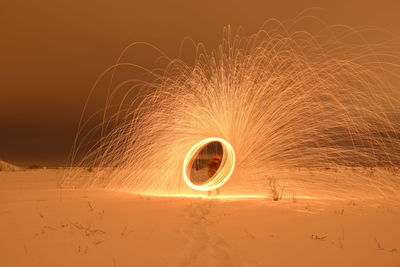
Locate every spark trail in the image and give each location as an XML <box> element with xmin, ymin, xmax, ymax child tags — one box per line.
<box><xmin>64</xmin><ymin>19</ymin><xmax>400</xmax><ymax>201</ymax></box>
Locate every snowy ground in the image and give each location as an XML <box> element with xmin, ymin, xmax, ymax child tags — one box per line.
<box><xmin>1</xmin><ymin>170</ymin><xmax>399</xmax><ymax>267</ymax></box>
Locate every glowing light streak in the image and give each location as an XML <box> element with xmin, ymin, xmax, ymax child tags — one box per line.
<box><xmin>63</xmin><ymin>19</ymin><xmax>400</xmax><ymax>201</ymax></box>
<box><xmin>183</xmin><ymin>137</ymin><xmax>235</xmax><ymax>191</ymax></box>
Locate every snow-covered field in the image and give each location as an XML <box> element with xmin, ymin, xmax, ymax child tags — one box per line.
<box><xmin>1</xmin><ymin>169</ymin><xmax>399</xmax><ymax>267</ymax></box>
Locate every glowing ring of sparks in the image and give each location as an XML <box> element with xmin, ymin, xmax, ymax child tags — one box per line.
<box><xmin>183</xmin><ymin>137</ymin><xmax>235</xmax><ymax>191</ymax></box>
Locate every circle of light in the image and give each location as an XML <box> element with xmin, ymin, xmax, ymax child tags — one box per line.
<box><xmin>183</xmin><ymin>137</ymin><xmax>236</xmax><ymax>192</ymax></box>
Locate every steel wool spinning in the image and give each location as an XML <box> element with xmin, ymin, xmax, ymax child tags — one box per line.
<box><xmin>64</xmin><ymin>21</ymin><xmax>400</xmax><ymax>200</ymax></box>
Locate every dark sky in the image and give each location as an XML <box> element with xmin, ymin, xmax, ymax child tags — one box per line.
<box><xmin>1</xmin><ymin>0</ymin><xmax>400</xmax><ymax>166</ymax></box>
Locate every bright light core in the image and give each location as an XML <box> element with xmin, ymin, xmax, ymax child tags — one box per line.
<box><xmin>182</xmin><ymin>137</ymin><xmax>236</xmax><ymax>191</ymax></box>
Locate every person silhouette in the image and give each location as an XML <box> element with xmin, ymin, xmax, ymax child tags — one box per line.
<box><xmin>207</xmin><ymin>155</ymin><xmax>222</xmax><ymax>196</ymax></box>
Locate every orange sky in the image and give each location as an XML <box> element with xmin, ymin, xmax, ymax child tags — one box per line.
<box><xmin>1</xmin><ymin>0</ymin><xmax>400</xmax><ymax>165</ymax></box>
